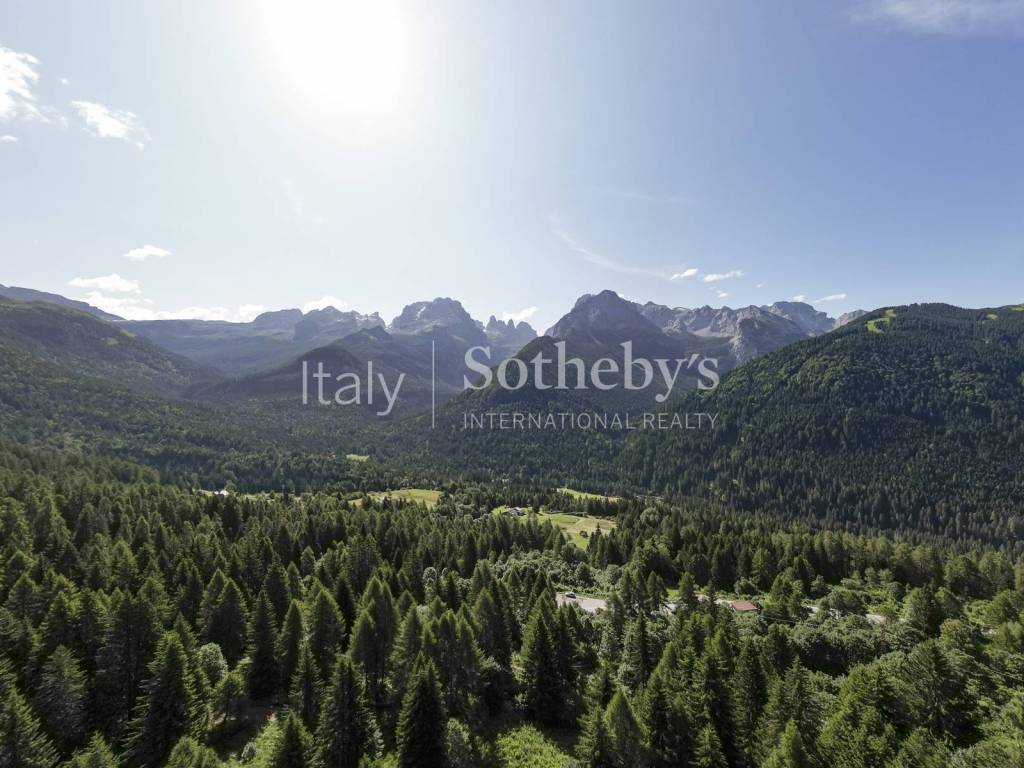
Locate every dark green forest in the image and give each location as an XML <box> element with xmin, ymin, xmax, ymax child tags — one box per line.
<box><xmin>1</xmin><ymin>442</ymin><xmax>1023</xmax><ymax>767</ymax></box>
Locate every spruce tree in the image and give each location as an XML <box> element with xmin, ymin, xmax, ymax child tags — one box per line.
<box><xmin>125</xmin><ymin>632</ymin><xmax>203</xmax><ymax>768</ymax></box>
<box><xmin>307</xmin><ymin>587</ymin><xmax>345</xmax><ymax>678</ymax></box>
<box><xmin>203</xmin><ymin>579</ymin><xmax>249</xmax><ymax>667</ymax></box>
<box><xmin>34</xmin><ymin>645</ymin><xmax>87</xmax><ymax>754</ymax></box>
<box><xmin>0</xmin><ymin>663</ymin><xmax>59</xmax><ymax>768</ymax></box>
<box><xmin>277</xmin><ymin>600</ymin><xmax>305</xmax><ymax>693</ymax></box>
<box><xmin>763</xmin><ymin>719</ymin><xmax>811</xmax><ymax>768</ymax></box>
<box><xmin>396</xmin><ymin>659</ymin><xmax>447</xmax><ymax>768</ymax></box>
<box><xmin>247</xmin><ymin>589</ymin><xmax>279</xmax><ymax>700</ymax></box>
<box><xmin>65</xmin><ymin>734</ymin><xmax>119</xmax><ymax>768</ymax></box>
<box><xmin>270</xmin><ymin>711</ymin><xmax>312</xmax><ymax>768</ymax></box>
<box><xmin>519</xmin><ymin>603</ymin><xmax>565</xmax><ymax>725</ymax></box>
<box><xmin>289</xmin><ymin>642</ymin><xmax>322</xmax><ymax>730</ymax></box>
<box><xmin>313</xmin><ymin>653</ymin><xmax>380</xmax><ymax>768</ymax></box>
<box><xmin>604</xmin><ymin>689</ymin><xmax>644</xmax><ymax>767</ymax></box>
<box><xmin>91</xmin><ymin>592</ymin><xmax>161</xmax><ymax>738</ymax></box>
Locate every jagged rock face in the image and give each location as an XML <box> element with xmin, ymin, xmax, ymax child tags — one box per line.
<box><xmin>547</xmin><ymin>290</ymin><xmax>665</xmax><ymax>342</ymax></box>
<box><xmin>390</xmin><ymin>297</ymin><xmax>487</xmax><ymax>345</ymax></box>
<box><xmin>484</xmin><ymin>315</ymin><xmax>537</xmax><ymax>355</ymax></box>
<box><xmin>836</xmin><ymin>310</ymin><xmax>867</xmax><ymax>327</ymax></box>
<box><xmin>635</xmin><ymin>299</ymin><xmax>857</xmax><ymax>365</ymax></box>
<box><xmin>292</xmin><ymin>308</ymin><xmax>384</xmax><ymax>343</ymax></box>
<box><xmin>765</xmin><ymin>301</ymin><xmax>835</xmax><ymax>336</ymax></box>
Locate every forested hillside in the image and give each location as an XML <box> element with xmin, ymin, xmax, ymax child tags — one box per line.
<box><xmin>1</xmin><ymin>444</ymin><xmax>1022</xmax><ymax>767</ymax></box>
<box><xmin>373</xmin><ymin>304</ymin><xmax>1024</xmax><ymax>548</ymax></box>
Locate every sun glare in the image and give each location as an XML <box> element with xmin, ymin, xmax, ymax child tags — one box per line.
<box><xmin>252</xmin><ymin>0</ymin><xmax>415</xmax><ymax>129</ymax></box>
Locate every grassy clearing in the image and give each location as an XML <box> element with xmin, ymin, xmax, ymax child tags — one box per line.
<box><xmin>380</xmin><ymin>488</ymin><xmax>443</xmax><ymax>507</ymax></box>
<box><xmin>538</xmin><ymin>510</ymin><xmax>616</xmax><ymax>548</ymax></box>
<box><xmin>866</xmin><ymin>308</ymin><xmax>897</xmax><ymax>334</ymax></box>
<box><xmin>345</xmin><ymin>453</ymin><xmax>370</xmax><ymax>462</ymax></box>
<box><xmin>986</xmin><ymin>313</ymin><xmax>999</xmax><ymax>320</ymax></box>
<box><xmin>557</xmin><ymin>486</ymin><xmax>621</xmax><ymax>502</ymax></box>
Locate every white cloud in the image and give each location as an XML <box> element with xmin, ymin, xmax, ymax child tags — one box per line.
<box><xmin>852</xmin><ymin>0</ymin><xmax>1024</xmax><ymax>35</ymax></box>
<box><xmin>0</xmin><ymin>46</ymin><xmax>42</xmax><ymax>122</ymax></box>
<box><xmin>501</xmin><ymin>306</ymin><xmax>539</xmax><ymax>324</ymax></box>
<box><xmin>792</xmin><ymin>294</ymin><xmax>807</xmax><ymax>302</ymax></box>
<box><xmin>81</xmin><ymin>291</ymin><xmax>265</xmax><ymax>322</ymax></box>
<box><xmin>0</xmin><ymin>134</ymin><xmax>17</xmax><ymax>143</ymax></box>
<box><xmin>714</xmin><ymin>289</ymin><xmax>730</xmax><ymax>299</ymax></box>
<box><xmin>670</xmin><ymin>268</ymin><xmax>699</xmax><ymax>280</ymax></box>
<box><xmin>703</xmin><ymin>270</ymin><xmax>745</xmax><ymax>283</ymax></box>
<box><xmin>69</xmin><ymin>274</ymin><xmax>140</xmax><ymax>293</ymax></box>
<box><xmin>302</xmin><ymin>295</ymin><xmax>347</xmax><ymax>313</ymax></box>
<box><xmin>71</xmin><ymin>100</ymin><xmax>149</xmax><ymax>147</ymax></box>
<box><xmin>815</xmin><ymin>292</ymin><xmax>848</xmax><ymax>303</ymax></box>
<box><xmin>124</xmin><ymin>244</ymin><xmax>171</xmax><ymax>262</ymax></box>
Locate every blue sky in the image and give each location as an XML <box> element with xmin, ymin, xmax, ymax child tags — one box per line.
<box><xmin>1</xmin><ymin>0</ymin><xmax>1023</xmax><ymax>331</ymax></box>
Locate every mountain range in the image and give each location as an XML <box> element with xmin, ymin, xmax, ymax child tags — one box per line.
<box><xmin>0</xmin><ymin>282</ymin><xmax>862</xmax><ymax>406</ymax></box>
<box><xmin>1</xmin><ymin>280</ymin><xmax>1022</xmax><ymax>542</ymax></box>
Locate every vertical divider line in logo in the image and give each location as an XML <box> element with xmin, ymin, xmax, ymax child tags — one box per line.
<box><xmin>431</xmin><ymin>339</ymin><xmax>436</xmax><ymax>429</ymax></box>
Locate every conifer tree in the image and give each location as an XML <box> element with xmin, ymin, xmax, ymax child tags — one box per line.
<box><xmin>0</xmin><ymin>662</ymin><xmax>59</xmax><ymax>768</ymax></box>
<box><xmin>64</xmin><ymin>734</ymin><xmax>119</xmax><ymax>768</ymax></box>
<box><xmin>277</xmin><ymin>599</ymin><xmax>305</xmax><ymax>693</ymax></box>
<box><xmin>693</xmin><ymin>721</ymin><xmax>728</xmax><ymax>768</ymax></box>
<box><xmin>203</xmin><ymin>579</ymin><xmax>249</xmax><ymax>667</ymax></box>
<box><xmin>290</xmin><ymin>642</ymin><xmax>322</xmax><ymax>730</ymax></box>
<box><xmin>763</xmin><ymin>719</ymin><xmax>811</xmax><ymax>768</ymax></box>
<box><xmin>34</xmin><ymin>645</ymin><xmax>87</xmax><ymax>753</ymax></box>
<box><xmin>125</xmin><ymin>632</ymin><xmax>203</xmax><ymax>768</ymax></box>
<box><xmin>247</xmin><ymin>589</ymin><xmax>279</xmax><ymax>699</ymax></box>
<box><xmin>313</xmin><ymin>653</ymin><xmax>380</xmax><ymax>768</ymax></box>
<box><xmin>519</xmin><ymin>602</ymin><xmax>565</xmax><ymax>725</ymax></box>
<box><xmin>396</xmin><ymin>659</ymin><xmax>446</xmax><ymax>768</ymax></box>
<box><xmin>604</xmin><ymin>689</ymin><xmax>644</xmax><ymax>768</ymax></box>
<box><xmin>270</xmin><ymin>710</ymin><xmax>312</xmax><ymax>768</ymax></box>
<box><xmin>91</xmin><ymin>592</ymin><xmax>161</xmax><ymax>738</ymax></box>
<box><xmin>307</xmin><ymin>587</ymin><xmax>345</xmax><ymax>678</ymax></box>
<box><xmin>388</xmin><ymin>605</ymin><xmax>425</xmax><ymax>701</ymax></box>
<box><xmin>641</xmin><ymin>673</ymin><xmax>692</xmax><ymax>768</ymax></box>
<box><xmin>731</xmin><ymin>636</ymin><xmax>766</xmax><ymax>764</ymax></box>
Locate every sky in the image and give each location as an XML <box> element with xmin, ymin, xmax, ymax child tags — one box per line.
<box><xmin>1</xmin><ymin>0</ymin><xmax>1023</xmax><ymax>332</ymax></box>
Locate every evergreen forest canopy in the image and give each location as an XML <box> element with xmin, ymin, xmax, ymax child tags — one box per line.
<box><xmin>1</xmin><ymin>295</ymin><xmax>1024</xmax><ymax>766</ymax></box>
<box><xmin>0</xmin><ymin>442</ymin><xmax>1023</xmax><ymax>768</ymax></box>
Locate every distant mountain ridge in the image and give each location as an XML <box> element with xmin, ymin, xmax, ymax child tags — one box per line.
<box><xmin>0</xmin><ymin>284</ymin><xmax>124</xmax><ymax>322</ymax></box>
<box><xmin>4</xmin><ymin>282</ymin><xmax>860</xmax><ymax>383</ymax></box>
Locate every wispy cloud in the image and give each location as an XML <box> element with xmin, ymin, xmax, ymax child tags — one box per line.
<box><xmin>124</xmin><ymin>244</ymin><xmax>171</xmax><ymax>262</ymax></box>
<box><xmin>852</xmin><ymin>0</ymin><xmax>1024</xmax><ymax>35</ymax></box>
<box><xmin>502</xmin><ymin>306</ymin><xmax>539</xmax><ymax>324</ymax></box>
<box><xmin>0</xmin><ymin>46</ymin><xmax>42</xmax><ymax>122</ymax></box>
<box><xmin>703</xmin><ymin>270</ymin><xmax>745</xmax><ymax>283</ymax></box>
<box><xmin>793</xmin><ymin>294</ymin><xmax>807</xmax><ymax>302</ymax></box>
<box><xmin>549</xmin><ymin>213</ymin><xmax>702</xmax><ymax>282</ymax></box>
<box><xmin>815</xmin><ymin>292</ymin><xmax>848</xmax><ymax>303</ymax></box>
<box><xmin>69</xmin><ymin>274</ymin><xmax>140</xmax><ymax>293</ymax></box>
<box><xmin>71</xmin><ymin>101</ymin><xmax>149</xmax><ymax>147</ymax></box>
<box><xmin>670</xmin><ymin>268</ymin><xmax>698</xmax><ymax>280</ymax></box>
<box><xmin>714</xmin><ymin>289</ymin><xmax>730</xmax><ymax>299</ymax></box>
<box><xmin>302</xmin><ymin>295</ymin><xmax>347</xmax><ymax>313</ymax></box>
<box><xmin>81</xmin><ymin>291</ymin><xmax>265</xmax><ymax>322</ymax></box>
<box><xmin>0</xmin><ymin>134</ymin><xmax>17</xmax><ymax>143</ymax></box>
<box><xmin>598</xmin><ymin>187</ymin><xmax>691</xmax><ymax>206</ymax></box>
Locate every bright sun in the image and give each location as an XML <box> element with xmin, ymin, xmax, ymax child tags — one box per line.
<box><xmin>251</xmin><ymin>0</ymin><xmax>415</xmax><ymax>128</ymax></box>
